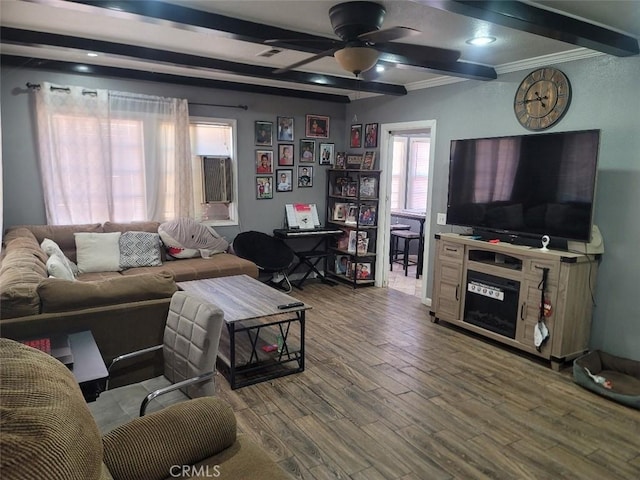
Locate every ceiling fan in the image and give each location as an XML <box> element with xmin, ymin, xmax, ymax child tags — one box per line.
<box><xmin>270</xmin><ymin>1</ymin><xmax>461</xmax><ymax>76</ymax></box>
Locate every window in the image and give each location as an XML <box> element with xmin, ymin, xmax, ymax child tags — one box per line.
<box><xmin>390</xmin><ymin>135</ymin><xmax>430</xmax><ymax>211</ymax></box>
<box><xmin>190</xmin><ymin>118</ymin><xmax>238</xmax><ymax>225</ymax></box>
<box><xmin>34</xmin><ymin>85</ymin><xmax>193</xmax><ymax>224</ymax></box>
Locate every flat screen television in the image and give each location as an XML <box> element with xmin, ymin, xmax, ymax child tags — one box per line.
<box><xmin>447</xmin><ymin>129</ymin><xmax>600</xmax><ymax>245</ymax></box>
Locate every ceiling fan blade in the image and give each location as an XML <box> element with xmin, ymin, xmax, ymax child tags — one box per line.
<box><xmin>392</xmin><ymin>60</ymin><xmax>497</xmax><ymax>81</ymax></box>
<box><xmin>358</xmin><ymin>26</ymin><xmax>420</xmax><ymax>44</ymax></box>
<box><xmin>265</xmin><ymin>38</ymin><xmax>340</xmax><ymax>52</ymax></box>
<box><xmin>375</xmin><ymin>42</ymin><xmax>461</xmax><ymax>64</ymax></box>
<box><xmin>273</xmin><ymin>47</ymin><xmax>339</xmax><ymax>74</ymax></box>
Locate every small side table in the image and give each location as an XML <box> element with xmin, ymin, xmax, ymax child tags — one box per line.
<box><xmin>68</xmin><ymin>331</ymin><xmax>108</xmax><ymax>402</ymax></box>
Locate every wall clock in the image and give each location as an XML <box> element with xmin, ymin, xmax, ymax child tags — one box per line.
<box><xmin>514</xmin><ymin>67</ymin><xmax>571</xmax><ymax>131</ymax></box>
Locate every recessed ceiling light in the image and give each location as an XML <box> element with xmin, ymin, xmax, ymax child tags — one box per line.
<box><xmin>87</xmin><ymin>53</ymin><xmax>99</xmax><ymax>57</ymax></box>
<box><xmin>375</xmin><ymin>65</ymin><xmax>385</xmax><ymax>73</ymax></box>
<box><xmin>466</xmin><ymin>36</ymin><xmax>496</xmax><ymax>46</ymax></box>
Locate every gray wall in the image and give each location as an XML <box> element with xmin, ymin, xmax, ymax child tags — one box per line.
<box><xmin>3</xmin><ymin>55</ymin><xmax>639</xmax><ymax>360</ymax></box>
<box><xmin>347</xmin><ymin>54</ymin><xmax>640</xmax><ymax>360</ymax></box>
<box><xmin>0</xmin><ymin>68</ymin><xmax>346</xmax><ymax>239</ymax></box>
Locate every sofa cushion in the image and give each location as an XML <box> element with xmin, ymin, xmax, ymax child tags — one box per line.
<box><xmin>0</xmin><ymin>230</ymin><xmax>48</xmax><ymax>318</ymax></box>
<box><xmin>103</xmin><ymin>398</ymin><xmax>236</xmax><ymax>480</ymax></box>
<box><xmin>18</xmin><ymin>223</ymin><xmax>103</xmax><ymax>263</ymax></box>
<box><xmin>119</xmin><ymin>232</ymin><xmax>162</xmax><ymax>269</ymax></box>
<box><xmin>103</xmin><ymin>221</ymin><xmax>161</xmax><ymax>234</ymax></box>
<box><xmin>121</xmin><ymin>253</ymin><xmax>259</xmax><ymax>282</ymax></box>
<box><xmin>38</xmin><ymin>272</ymin><xmax>178</xmax><ymax>313</ymax></box>
<box><xmin>75</xmin><ymin>232</ymin><xmax>122</xmax><ymax>273</ymax></box>
<box><xmin>0</xmin><ymin>339</ymin><xmax>104</xmax><ymax>480</ymax></box>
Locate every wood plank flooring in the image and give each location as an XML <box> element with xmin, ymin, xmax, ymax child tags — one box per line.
<box><xmin>212</xmin><ymin>281</ymin><xmax>639</xmax><ymax>480</ymax></box>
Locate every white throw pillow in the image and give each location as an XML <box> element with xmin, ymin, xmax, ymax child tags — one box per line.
<box><xmin>74</xmin><ymin>232</ymin><xmax>122</xmax><ymax>273</ymax></box>
<box><xmin>45</xmin><ymin>254</ymin><xmax>75</xmax><ymax>280</ymax></box>
<box><xmin>41</xmin><ymin>238</ymin><xmax>79</xmax><ymax>276</ymax></box>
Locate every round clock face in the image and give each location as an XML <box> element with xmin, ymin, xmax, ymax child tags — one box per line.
<box><xmin>514</xmin><ymin>68</ymin><xmax>571</xmax><ymax>131</ymax></box>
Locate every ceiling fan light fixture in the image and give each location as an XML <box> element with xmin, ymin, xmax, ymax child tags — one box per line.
<box><xmin>334</xmin><ymin>47</ymin><xmax>379</xmax><ymax>75</ymax></box>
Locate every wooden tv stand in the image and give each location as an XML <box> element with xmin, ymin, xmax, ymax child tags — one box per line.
<box><xmin>430</xmin><ymin>233</ymin><xmax>599</xmax><ymax>370</ymax></box>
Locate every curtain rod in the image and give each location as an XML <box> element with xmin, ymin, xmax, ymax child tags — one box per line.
<box><xmin>26</xmin><ymin>83</ymin><xmax>249</xmax><ymax>110</ymax></box>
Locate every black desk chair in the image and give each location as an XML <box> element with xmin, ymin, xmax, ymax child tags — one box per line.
<box><xmin>232</xmin><ymin>231</ymin><xmax>294</xmax><ymax>292</ymax></box>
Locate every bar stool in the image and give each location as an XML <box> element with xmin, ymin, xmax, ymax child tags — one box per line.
<box><xmin>389</xmin><ymin>224</ymin><xmax>411</xmax><ymax>263</ymax></box>
<box><xmin>390</xmin><ymin>230</ymin><xmax>421</xmax><ymax>277</ymax></box>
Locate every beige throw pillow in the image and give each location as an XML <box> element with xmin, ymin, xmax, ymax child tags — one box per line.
<box><xmin>74</xmin><ymin>232</ymin><xmax>122</xmax><ymax>273</ymax></box>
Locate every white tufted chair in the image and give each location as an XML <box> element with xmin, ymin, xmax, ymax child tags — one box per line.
<box><xmin>89</xmin><ymin>291</ymin><xmax>224</xmax><ymax>433</ymax></box>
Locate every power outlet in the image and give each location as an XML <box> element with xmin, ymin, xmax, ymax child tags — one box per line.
<box><xmin>437</xmin><ymin>213</ymin><xmax>447</xmax><ymax>225</ymax></box>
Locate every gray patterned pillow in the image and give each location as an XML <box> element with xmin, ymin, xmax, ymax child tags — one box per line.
<box><xmin>119</xmin><ymin>231</ymin><xmax>162</xmax><ymax>268</ymax></box>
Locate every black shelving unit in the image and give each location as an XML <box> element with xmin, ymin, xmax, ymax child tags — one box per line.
<box><xmin>326</xmin><ymin>168</ymin><xmax>381</xmax><ymax>288</ymax></box>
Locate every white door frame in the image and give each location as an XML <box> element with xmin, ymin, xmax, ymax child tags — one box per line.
<box><xmin>374</xmin><ymin>119</ymin><xmax>436</xmax><ymax>306</ymax></box>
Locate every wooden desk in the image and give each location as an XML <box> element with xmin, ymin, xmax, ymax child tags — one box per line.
<box><xmin>390</xmin><ymin>210</ymin><xmax>426</xmax><ymax>278</ymax></box>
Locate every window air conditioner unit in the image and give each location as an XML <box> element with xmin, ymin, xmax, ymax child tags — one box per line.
<box><xmin>202</xmin><ymin>156</ymin><xmax>232</xmax><ymax>203</ymax></box>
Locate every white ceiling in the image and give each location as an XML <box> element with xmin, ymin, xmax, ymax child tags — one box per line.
<box><xmin>1</xmin><ymin>0</ymin><xmax>639</xmax><ymax>99</ymax></box>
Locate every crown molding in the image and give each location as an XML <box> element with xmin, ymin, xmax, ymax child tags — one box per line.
<box><xmin>405</xmin><ymin>48</ymin><xmax>603</xmax><ymax>92</ymax></box>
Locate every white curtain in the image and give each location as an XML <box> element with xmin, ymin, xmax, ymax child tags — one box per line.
<box><xmin>35</xmin><ymin>82</ymin><xmax>192</xmax><ymax>224</ymax></box>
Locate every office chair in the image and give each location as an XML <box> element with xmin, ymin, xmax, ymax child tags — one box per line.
<box><xmin>89</xmin><ymin>291</ymin><xmax>224</xmax><ymax>432</ymax></box>
<box><xmin>232</xmin><ymin>230</ymin><xmax>294</xmax><ymax>292</ymax></box>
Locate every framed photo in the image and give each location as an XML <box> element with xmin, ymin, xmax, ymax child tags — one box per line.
<box><xmin>298</xmin><ymin>165</ymin><xmax>313</xmax><ymax>187</ymax></box>
<box><xmin>360</xmin><ymin>176</ymin><xmax>377</xmax><ymax>198</ymax></box>
<box><xmin>335</xmin><ymin>152</ymin><xmax>346</xmax><ymax>169</ymax></box>
<box><xmin>344</xmin><ymin>182</ymin><xmax>358</xmax><ymax>198</ymax></box>
<box><xmin>345</xmin><ymin>204</ymin><xmax>358</xmax><ymax>224</ymax></box>
<box><xmin>364</xmin><ymin>123</ymin><xmax>378</xmax><ymax>148</ymax></box>
<box><xmin>278</xmin><ymin>144</ymin><xmax>294</xmax><ymax>166</ymax></box>
<box><xmin>332</xmin><ymin>202</ymin><xmax>347</xmax><ymax>221</ymax></box>
<box><xmin>350</xmin><ymin>124</ymin><xmax>362</xmax><ymax>148</ymax></box>
<box><xmin>299</xmin><ymin>139</ymin><xmax>315</xmax><ymax>163</ymax></box>
<box><xmin>362</xmin><ymin>151</ymin><xmax>376</xmax><ymax>170</ymax></box>
<box><xmin>305</xmin><ymin>114</ymin><xmax>330</xmax><ymax>138</ymax></box>
<box><xmin>276</xmin><ymin>169</ymin><xmax>293</xmax><ymax>192</ymax></box>
<box><xmin>346</xmin><ymin>154</ymin><xmax>363</xmax><ymax>169</ymax></box>
<box><xmin>335</xmin><ymin>255</ymin><xmax>350</xmax><ymax>275</ymax></box>
<box><xmin>319</xmin><ymin>142</ymin><xmax>335</xmax><ymax>165</ymax></box>
<box><xmin>256</xmin><ymin>150</ymin><xmax>274</xmax><ymax>174</ymax></box>
<box><xmin>355</xmin><ymin>262</ymin><xmax>372</xmax><ymax>280</ymax></box>
<box><xmin>277</xmin><ymin>116</ymin><xmax>294</xmax><ymax>141</ymax></box>
<box><xmin>333</xmin><ymin>176</ymin><xmax>349</xmax><ymax>196</ymax></box>
<box><xmin>256</xmin><ymin>176</ymin><xmax>273</xmax><ymax>199</ymax></box>
<box><xmin>255</xmin><ymin>121</ymin><xmax>273</xmax><ymax>146</ymax></box>
<box><xmin>359</xmin><ymin>205</ymin><xmax>376</xmax><ymax>226</ymax></box>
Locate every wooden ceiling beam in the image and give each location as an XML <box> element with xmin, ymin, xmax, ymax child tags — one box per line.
<box><xmin>1</xmin><ymin>28</ymin><xmax>407</xmax><ymax>97</ymax></box>
<box><xmin>419</xmin><ymin>0</ymin><xmax>639</xmax><ymax>57</ymax></box>
<box><xmin>0</xmin><ymin>54</ymin><xmax>353</xmax><ymax>103</ymax></box>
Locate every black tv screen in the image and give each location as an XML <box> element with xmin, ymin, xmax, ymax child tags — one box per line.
<box><xmin>447</xmin><ymin>129</ymin><xmax>600</xmax><ymax>242</ymax></box>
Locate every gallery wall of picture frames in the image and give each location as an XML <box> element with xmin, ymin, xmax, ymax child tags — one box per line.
<box><xmin>253</xmin><ymin>114</ymin><xmax>340</xmax><ymax>199</ymax></box>
<box><xmin>252</xmin><ymin>117</ymin><xmax>380</xmax><ymax>200</ymax></box>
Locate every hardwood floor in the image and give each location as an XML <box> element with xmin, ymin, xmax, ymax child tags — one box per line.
<box><xmin>211</xmin><ymin>281</ymin><xmax>640</xmax><ymax>479</ymax></box>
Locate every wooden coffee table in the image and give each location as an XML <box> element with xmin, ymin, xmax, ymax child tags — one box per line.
<box><xmin>178</xmin><ymin>275</ymin><xmax>310</xmax><ymax>389</ymax></box>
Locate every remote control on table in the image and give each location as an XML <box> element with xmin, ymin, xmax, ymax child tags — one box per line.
<box><xmin>277</xmin><ymin>302</ymin><xmax>304</xmax><ymax>309</ymax></box>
